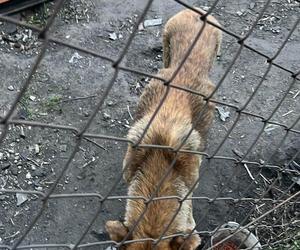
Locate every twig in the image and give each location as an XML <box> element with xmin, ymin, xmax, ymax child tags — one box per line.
<box><xmin>61</xmin><ymin>95</ymin><xmax>97</xmax><ymax>102</ymax></box>
<box><xmin>10</xmin><ymin>218</ymin><xmax>15</xmax><ymax>226</ymax></box>
<box><xmin>80</xmin><ymin>157</ymin><xmax>96</xmax><ymax>169</ymax></box>
<box><xmin>260</xmin><ymin>173</ymin><xmax>271</xmax><ymax>184</ymax></box>
<box><xmin>4</xmin><ymin>231</ymin><xmax>20</xmax><ymax>240</ymax></box>
<box><xmin>243</xmin><ymin>163</ymin><xmax>257</xmax><ymax>184</ymax></box>
<box><xmin>282</xmin><ymin>110</ymin><xmax>293</xmax><ymax>117</ymax></box>
<box><xmin>26</xmin><ymin>157</ymin><xmax>41</xmax><ymax>167</ymax></box>
<box><xmin>83</xmin><ymin>137</ymin><xmax>107</xmax><ymax>150</ymax></box>
<box><xmin>293</xmin><ymin>90</ymin><xmax>300</xmax><ymax>99</ymax></box>
<box><xmin>127</xmin><ymin>105</ymin><xmax>134</xmax><ymax>120</ymax></box>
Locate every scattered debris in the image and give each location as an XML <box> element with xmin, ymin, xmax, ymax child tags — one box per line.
<box><xmin>243</xmin><ymin>164</ymin><xmax>257</xmax><ymax>184</ymax></box>
<box><xmin>7</xmin><ymin>85</ymin><xmax>14</xmax><ymax>91</ymax></box>
<box><xmin>232</xmin><ymin>148</ymin><xmax>243</xmax><ymax>158</ymax></box>
<box><xmin>236</xmin><ymin>10</ymin><xmax>244</xmax><ymax>16</ymax></box>
<box><xmin>105</xmin><ymin>246</ymin><xmax>117</xmax><ymax>250</ymax></box>
<box><xmin>108</xmin><ymin>32</ymin><xmax>117</xmax><ymax>41</ymax></box>
<box><xmin>143</xmin><ymin>18</ymin><xmax>162</xmax><ymax>27</ymax></box>
<box><xmin>69</xmin><ymin>52</ymin><xmax>84</xmax><ymax>63</ymax></box>
<box><xmin>103</xmin><ymin>112</ymin><xmax>111</xmax><ymax>120</ymax></box>
<box><xmin>249</xmin><ymin>2</ymin><xmax>255</xmax><ymax>9</ymax></box>
<box><xmin>1</xmin><ymin>163</ymin><xmax>11</xmax><ymax>171</ymax></box>
<box><xmin>282</xmin><ymin>110</ymin><xmax>293</xmax><ymax>117</ymax></box>
<box><xmin>127</xmin><ymin>105</ymin><xmax>134</xmax><ymax>120</ymax></box>
<box><xmin>138</xmin><ymin>22</ymin><xmax>145</xmax><ymax>31</ymax></box>
<box><xmin>287</xmin><ymin>161</ymin><xmax>300</xmax><ymax>185</ymax></box>
<box><xmin>19</xmin><ymin>126</ymin><xmax>25</xmax><ymax>139</ymax></box>
<box><xmin>293</xmin><ymin>90</ymin><xmax>300</xmax><ymax>99</ymax></box>
<box><xmin>25</xmin><ymin>172</ymin><xmax>32</xmax><ymax>179</ymax></box>
<box><xmin>3</xmin><ymin>231</ymin><xmax>20</xmax><ymax>240</ymax></box>
<box><xmin>32</xmin><ymin>168</ymin><xmax>46</xmax><ymax>177</ymax></box>
<box><xmin>34</xmin><ymin>144</ymin><xmax>40</xmax><ymax>154</ymax></box>
<box><xmin>201</xmin><ymin>6</ymin><xmax>210</xmax><ymax>11</ymax></box>
<box><xmin>216</xmin><ymin>107</ymin><xmax>230</xmax><ymax>122</ymax></box>
<box><xmin>81</xmin><ymin>157</ymin><xmax>96</xmax><ymax>169</ymax></box>
<box><xmin>259</xmin><ymin>173</ymin><xmax>271</xmax><ymax>185</ymax></box>
<box><xmin>264</xmin><ymin>124</ymin><xmax>280</xmax><ymax>133</ymax></box>
<box><xmin>16</xmin><ymin>193</ymin><xmax>28</xmax><ymax>206</ymax></box>
<box><xmin>60</xmin><ymin>144</ymin><xmax>67</xmax><ymax>152</ymax></box>
<box><xmin>29</xmin><ymin>95</ymin><xmax>36</xmax><ymax>101</ymax></box>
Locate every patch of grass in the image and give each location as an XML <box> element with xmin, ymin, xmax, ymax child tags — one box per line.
<box><xmin>19</xmin><ymin>93</ymin><xmax>34</xmax><ymax>119</ymax></box>
<box><xmin>291</xmin><ymin>239</ymin><xmax>300</xmax><ymax>250</ymax></box>
<box><xmin>44</xmin><ymin>94</ymin><xmax>62</xmax><ymax>111</ymax></box>
<box><xmin>27</xmin><ymin>3</ymin><xmax>52</xmax><ymax>26</ymax></box>
<box><xmin>270</xmin><ymin>238</ymin><xmax>300</xmax><ymax>250</ymax></box>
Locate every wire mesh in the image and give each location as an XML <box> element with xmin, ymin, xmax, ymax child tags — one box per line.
<box><xmin>0</xmin><ymin>0</ymin><xmax>299</xmax><ymax>249</ymax></box>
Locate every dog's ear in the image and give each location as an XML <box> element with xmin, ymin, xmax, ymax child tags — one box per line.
<box><xmin>170</xmin><ymin>233</ymin><xmax>201</xmax><ymax>250</ymax></box>
<box><xmin>105</xmin><ymin>220</ymin><xmax>129</xmax><ymax>242</ymax></box>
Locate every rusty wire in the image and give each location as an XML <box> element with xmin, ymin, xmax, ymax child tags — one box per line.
<box><xmin>0</xmin><ymin>0</ymin><xmax>299</xmax><ymax>249</ymax></box>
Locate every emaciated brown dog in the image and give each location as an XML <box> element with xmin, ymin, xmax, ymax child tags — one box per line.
<box><xmin>106</xmin><ymin>7</ymin><xmax>222</xmax><ymax>250</ymax></box>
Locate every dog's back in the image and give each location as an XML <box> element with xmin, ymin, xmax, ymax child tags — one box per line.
<box><xmin>135</xmin><ymin>8</ymin><xmax>221</xmax><ymax>144</ymax></box>
<box><xmin>106</xmin><ymin>8</ymin><xmax>222</xmax><ymax>250</ymax></box>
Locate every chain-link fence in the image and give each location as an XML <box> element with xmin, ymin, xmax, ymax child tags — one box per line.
<box><xmin>0</xmin><ymin>0</ymin><xmax>299</xmax><ymax>249</ymax></box>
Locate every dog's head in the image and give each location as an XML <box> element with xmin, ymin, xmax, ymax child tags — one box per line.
<box><xmin>105</xmin><ymin>220</ymin><xmax>201</xmax><ymax>250</ymax></box>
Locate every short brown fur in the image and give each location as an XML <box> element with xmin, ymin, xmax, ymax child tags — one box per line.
<box><xmin>106</xmin><ymin>8</ymin><xmax>222</xmax><ymax>250</ymax></box>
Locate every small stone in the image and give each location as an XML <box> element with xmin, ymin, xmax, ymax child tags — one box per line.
<box><xmin>16</xmin><ymin>193</ymin><xmax>28</xmax><ymax>206</ymax></box>
<box><xmin>138</xmin><ymin>23</ymin><xmax>145</xmax><ymax>31</ymax></box>
<box><xmin>249</xmin><ymin>2</ymin><xmax>255</xmax><ymax>9</ymax></box>
<box><xmin>28</xmin><ymin>29</ymin><xmax>32</xmax><ymax>38</ymax></box>
<box><xmin>29</xmin><ymin>95</ymin><xmax>36</xmax><ymax>101</ymax></box>
<box><xmin>0</xmin><ymin>195</ymin><xmax>7</xmax><ymax>201</ymax></box>
<box><xmin>143</xmin><ymin>18</ymin><xmax>162</xmax><ymax>27</ymax></box>
<box><xmin>109</xmin><ymin>32</ymin><xmax>117</xmax><ymax>41</ymax></box>
<box><xmin>10</xmin><ymin>167</ymin><xmax>18</xmax><ymax>176</ymax></box>
<box><xmin>69</xmin><ymin>52</ymin><xmax>83</xmax><ymax>63</ymax></box>
<box><xmin>0</xmin><ymin>152</ymin><xmax>3</xmax><ymax>160</ymax></box>
<box><xmin>216</xmin><ymin>107</ymin><xmax>230</xmax><ymax>122</ymax></box>
<box><xmin>35</xmin><ymin>186</ymin><xmax>43</xmax><ymax>191</ymax></box>
<box><xmin>236</xmin><ymin>11</ymin><xmax>243</xmax><ymax>16</ymax></box>
<box><xmin>34</xmin><ymin>144</ymin><xmax>40</xmax><ymax>154</ymax></box>
<box><xmin>76</xmin><ymin>174</ymin><xmax>85</xmax><ymax>180</ymax></box>
<box><xmin>8</xmin><ymin>149</ymin><xmax>14</xmax><ymax>154</ymax></box>
<box><xmin>107</xmin><ymin>101</ymin><xmax>114</xmax><ymax>106</ymax></box>
<box><xmin>60</xmin><ymin>145</ymin><xmax>67</xmax><ymax>152</ymax></box>
<box><xmin>25</xmin><ymin>172</ymin><xmax>32</xmax><ymax>179</ymax></box>
<box><xmin>20</xmin><ymin>126</ymin><xmax>25</xmax><ymax>139</ymax></box>
<box><xmin>32</xmin><ymin>168</ymin><xmax>46</xmax><ymax>177</ymax></box>
<box><xmin>7</xmin><ymin>85</ymin><xmax>14</xmax><ymax>91</ymax></box>
<box><xmin>1</xmin><ymin>163</ymin><xmax>10</xmax><ymax>170</ymax></box>
<box><xmin>103</xmin><ymin>113</ymin><xmax>111</xmax><ymax>120</ymax></box>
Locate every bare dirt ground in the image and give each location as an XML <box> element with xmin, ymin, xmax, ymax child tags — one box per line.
<box><xmin>0</xmin><ymin>0</ymin><xmax>299</xmax><ymax>249</ymax></box>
